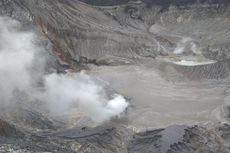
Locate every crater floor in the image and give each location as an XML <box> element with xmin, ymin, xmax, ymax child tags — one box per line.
<box><xmin>89</xmin><ymin>60</ymin><xmax>230</xmax><ymax>130</ymax></box>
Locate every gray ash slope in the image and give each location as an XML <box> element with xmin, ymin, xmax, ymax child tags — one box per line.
<box><xmin>1</xmin><ymin>0</ymin><xmax>230</xmax><ymax>65</ymax></box>
<box><xmin>1</xmin><ymin>0</ymin><xmax>230</xmax><ymax>153</ymax></box>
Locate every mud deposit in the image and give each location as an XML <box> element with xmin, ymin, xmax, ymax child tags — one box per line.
<box><xmin>89</xmin><ymin>60</ymin><xmax>230</xmax><ymax>130</ymax></box>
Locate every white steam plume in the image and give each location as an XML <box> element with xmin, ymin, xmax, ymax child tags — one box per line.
<box><xmin>44</xmin><ymin>72</ymin><xmax>128</xmax><ymax>123</ymax></box>
<box><xmin>174</xmin><ymin>37</ymin><xmax>201</xmax><ymax>55</ymax></box>
<box><xmin>0</xmin><ymin>16</ymin><xmax>128</xmax><ymax>123</ymax></box>
<box><xmin>0</xmin><ymin>17</ymin><xmax>35</xmax><ymax>103</ymax></box>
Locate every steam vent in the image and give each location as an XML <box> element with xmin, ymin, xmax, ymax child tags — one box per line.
<box><xmin>1</xmin><ymin>0</ymin><xmax>230</xmax><ymax>152</ymax></box>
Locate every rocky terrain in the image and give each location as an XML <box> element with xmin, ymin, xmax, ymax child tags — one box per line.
<box><xmin>2</xmin><ymin>0</ymin><xmax>230</xmax><ymax>65</ymax></box>
<box><xmin>0</xmin><ymin>0</ymin><xmax>230</xmax><ymax>152</ymax></box>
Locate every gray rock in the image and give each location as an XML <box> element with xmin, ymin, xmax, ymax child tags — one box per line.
<box><xmin>129</xmin><ymin>125</ymin><xmax>229</xmax><ymax>153</ymax></box>
<box><xmin>1</xmin><ymin>0</ymin><xmax>230</xmax><ymax>66</ymax></box>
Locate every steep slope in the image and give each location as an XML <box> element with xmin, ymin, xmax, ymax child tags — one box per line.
<box><xmin>1</xmin><ymin>0</ymin><xmax>230</xmax><ymax>66</ymax></box>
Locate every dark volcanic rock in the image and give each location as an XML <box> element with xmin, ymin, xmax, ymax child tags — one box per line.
<box><xmin>0</xmin><ymin>119</ymin><xmax>23</xmax><ymax>138</ymax></box>
<box><xmin>0</xmin><ymin>107</ymin><xmax>59</xmax><ymax>131</ymax></box>
<box><xmin>79</xmin><ymin>0</ymin><xmax>129</xmax><ymax>6</ymax></box>
<box><xmin>52</xmin><ymin>126</ymin><xmax>131</xmax><ymax>153</ymax></box>
<box><xmin>218</xmin><ymin>124</ymin><xmax>230</xmax><ymax>140</ymax></box>
<box><xmin>0</xmin><ymin>115</ymin><xmax>230</xmax><ymax>153</ymax></box>
<box><xmin>129</xmin><ymin>125</ymin><xmax>229</xmax><ymax>153</ymax></box>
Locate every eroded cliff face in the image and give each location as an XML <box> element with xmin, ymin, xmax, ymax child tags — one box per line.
<box><xmin>1</xmin><ymin>0</ymin><xmax>230</xmax><ymax>66</ymax></box>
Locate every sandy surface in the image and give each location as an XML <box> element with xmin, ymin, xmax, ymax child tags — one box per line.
<box><xmin>88</xmin><ymin>63</ymin><xmax>229</xmax><ymax>130</ymax></box>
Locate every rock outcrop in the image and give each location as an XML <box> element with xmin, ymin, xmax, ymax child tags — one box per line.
<box><xmin>1</xmin><ymin>115</ymin><xmax>230</xmax><ymax>153</ymax></box>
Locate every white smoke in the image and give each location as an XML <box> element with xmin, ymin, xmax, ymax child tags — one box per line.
<box><xmin>43</xmin><ymin>72</ymin><xmax>128</xmax><ymax>123</ymax></box>
<box><xmin>174</xmin><ymin>37</ymin><xmax>201</xmax><ymax>55</ymax></box>
<box><xmin>0</xmin><ymin>17</ymin><xmax>35</xmax><ymax>103</ymax></box>
<box><xmin>0</xmin><ymin>16</ymin><xmax>128</xmax><ymax>123</ymax></box>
